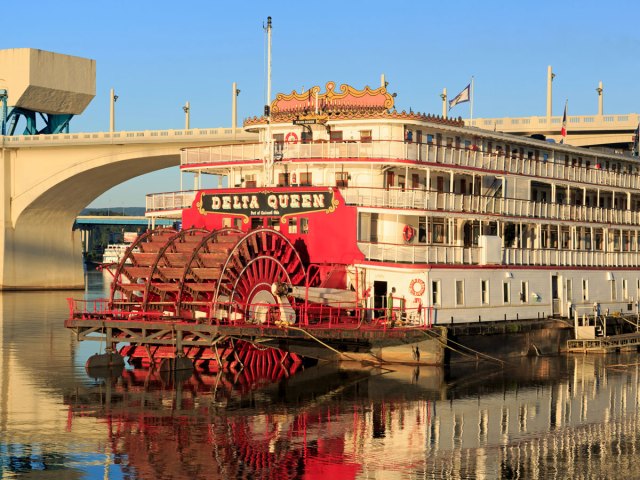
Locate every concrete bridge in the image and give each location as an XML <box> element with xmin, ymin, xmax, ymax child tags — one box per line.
<box><xmin>0</xmin><ymin>128</ymin><xmax>256</xmax><ymax>290</ymax></box>
<box><xmin>467</xmin><ymin>113</ymin><xmax>639</xmax><ymax>149</ymax></box>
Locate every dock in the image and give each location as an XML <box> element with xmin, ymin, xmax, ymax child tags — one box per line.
<box><xmin>567</xmin><ymin>332</ymin><xmax>640</xmax><ymax>354</ymax></box>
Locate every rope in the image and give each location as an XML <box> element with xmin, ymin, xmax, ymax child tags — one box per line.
<box><xmin>421</xmin><ymin>327</ymin><xmax>508</xmax><ymax>367</ymax></box>
<box><xmin>285</xmin><ymin>325</ymin><xmax>359</xmax><ymax>362</ymax></box>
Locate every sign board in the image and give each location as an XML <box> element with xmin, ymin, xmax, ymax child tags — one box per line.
<box><xmin>197</xmin><ymin>189</ymin><xmax>339</xmax><ymax>222</ymax></box>
<box><xmin>293</xmin><ymin>119</ymin><xmax>318</xmax><ymax>125</ymax></box>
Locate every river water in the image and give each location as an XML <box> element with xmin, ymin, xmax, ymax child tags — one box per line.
<box><xmin>2</xmin><ymin>271</ymin><xmax>640</xmax><ymax>479</ymax></box>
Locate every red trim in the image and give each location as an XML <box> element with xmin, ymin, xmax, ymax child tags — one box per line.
<box><xmin>357</xmin><ymin>260</ymin><xmax>640</xmax><ymax>271</ymax></box>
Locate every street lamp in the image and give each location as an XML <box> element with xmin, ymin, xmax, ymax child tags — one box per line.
<box><xmin>183</xmin><ymin>101</ymin><xmax>190</xmax><ymax>129</ymax></box>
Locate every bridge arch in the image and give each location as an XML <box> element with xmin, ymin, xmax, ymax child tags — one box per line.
<box><xmin>0</xmin><ymin>130</ymin><xmax>255</xmax><ymax>289</ymax></box>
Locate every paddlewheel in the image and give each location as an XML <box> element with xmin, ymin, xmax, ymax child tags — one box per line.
<box><xmin>105</xmin><ymin>226</ymin><xmax>312</xmax><ymax>371</ymax></box>
<box><xmin>109</xmin><ymin>227</ymin><xmax>307</xmax><ymax>321</ymax></box>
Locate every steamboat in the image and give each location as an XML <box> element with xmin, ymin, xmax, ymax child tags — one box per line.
<box><xmin>67</xmin><ymin>80</ymin><xmax>640</xmax><ymax>370</ymax></box>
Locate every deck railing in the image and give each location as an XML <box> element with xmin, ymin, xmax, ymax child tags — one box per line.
<box><xmin>146</xmin><ymin>185</ymin><xmax>640</xmax><ymax>227</ymax></box>
<box><xmin>357</xmin><ymin>241</ymin><xmax>640</xmax><ymax>268</ymax></box>
<box><xmin>181</xmin><ymin>140</ymin><xmax>640</xmax><ymax>192</ymax></box>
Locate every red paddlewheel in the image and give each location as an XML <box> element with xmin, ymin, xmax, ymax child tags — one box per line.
<box><xmin>106</xmin><ymin>227</ymin><xmax>308</xmax><ymax>325</ymax></box>
<box><xmin>212</xmin><ymin>228</ymin><xmax>306</xmax><ymax>323</ymax></box>
<box><xmin>109</xmin><ymin>227</ymin><xmax>179</xmax><ymax>310</ymax></box>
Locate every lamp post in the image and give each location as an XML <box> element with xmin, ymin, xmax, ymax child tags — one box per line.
<box><xmin>546</xmin><ymin>66</ymin><xmax>555</xmax><ymax>123</ymax></box>
<box><xmin>440</xmin><ymin>88</ymin><xmax>447</xmax><ymax>119</ymax></box>
<box><xmin>109</xmin><ymin>88</ymin><xmax>118</xmax><ymax>132</ymax></box>
<box><xmin>596</xmin><ymin>81</ymin><xmax>603</xmax><ymax>116</ymax></box>
<box><xmin>232</xmin><ymin>82</ymin><xmax>240</xmax><ymax>138</ymax></box>
<box><xmin>183</xmin><ymin>102</ymin><xmax>190</xmax><ymax>130</ymax></box>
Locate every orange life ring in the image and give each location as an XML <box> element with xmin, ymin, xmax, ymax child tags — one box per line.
<box><xmin>402</xmin><ymin>224</ymin><xmax>415</xmax><ymax>243</ymax></box>
<box><xmin>285</xmin><ymin>132</ymin><xmax>299</xmax><ymax>144</ymax></box>
<box><xmin>409</xmin><ymin>278</ymin><xmax>425</xmax><ymax>296</ymax></box>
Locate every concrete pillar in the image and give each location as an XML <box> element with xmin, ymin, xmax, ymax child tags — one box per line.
<box><xmin>546</xmin><ymin>66</ymin><xmax>554</xmax><ymax>122</ymax></box>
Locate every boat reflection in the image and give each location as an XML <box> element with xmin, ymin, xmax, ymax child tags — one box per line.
<box><xmin>62</xmin><ymin>354</ymin><xmax>640</xmax><ymax>479</ymax></box>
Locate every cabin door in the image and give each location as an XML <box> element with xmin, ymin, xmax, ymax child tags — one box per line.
<box><xmin>551</xmin><ymin>275</ymin><xmax>560</xmax><ymax>316</ymax></box>
<box><xmin>373</xmin><ymin>281</ymin><xmax>388</xmax><ymax>318</ymax></box>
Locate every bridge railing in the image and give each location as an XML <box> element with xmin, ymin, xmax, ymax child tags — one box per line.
<box><xmin>467</xmin><ymin>113</ymin><xmax>640</xmax><ymax>131</ymax></box>
<box><xmin>181</xmin><ymin>140</ymin><xmax>640</xmax><ymax>192</ymax></box>
<box><xmin>1</xmin><ymin>127</ymin><xmax>253</xmax><ymax>147</ymax></box>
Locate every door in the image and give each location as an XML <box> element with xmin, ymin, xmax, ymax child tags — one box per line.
<box><xmin>373</xmin><ymin>281</ymin><xmax>388</xmax><ymax>318</ymax></box>
<box><xmin>551</xmin><ymin>275</ymin><xmax>560</xmax><ymax>316</ymax></box>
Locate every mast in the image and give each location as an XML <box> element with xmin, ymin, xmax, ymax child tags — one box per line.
<box><xmin>264</xmin><ymin>16</ymin><xmax>274</xmax><ymax>186</ymax></box>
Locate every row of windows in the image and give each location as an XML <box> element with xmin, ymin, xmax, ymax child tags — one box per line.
<box><xmin>431</xmin><ymin>277</ymin><xmax>640</xmax><ymax>307</ymax></box>
<box><xmin>222</xmin><ymin>216</ymin><xmax>309</xmax><ymax>234</ymax></box>
<box><xmin>431</xmin><ymin>279</ymin><xmax>530</xmax><ymax>307</ymax></box>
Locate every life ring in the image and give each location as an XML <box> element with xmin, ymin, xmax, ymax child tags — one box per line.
<box><xmin>285</xmin><ymin>132</ymin><xmax>299</xmax><ymax>144</ymax></box>
<box><xmin>409</xmin><ymin>278</ymin><xmax>426</xmax><ymax>296</ymax></box>
<box><xmin>402</xmin><ymin>224</ymin><xmax>415</xmax><ymax>243</ymax></box>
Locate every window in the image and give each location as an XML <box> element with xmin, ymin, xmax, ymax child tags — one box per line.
<box><xmin>335</xmin><ymin>172</ymin><xmax>349</xmax><ymax>187</ymax></box>
<box><xmin>300</xmin><ymin>172</ymin><xmax>312</xmax><ymax>186</ymax></box>
<box><xmin>432</xmin><ymin>280</ymin><xmax>441</xmax><ymax>306</ymax></box>
<box><xmin>503</xmin><ymin>282</ymin><xmax>511</xmax><ymax>303</ymax></box>
<box><xmin>301</xmin><ymin>130</ymin><xmax>313</xmax><ymax>144</ymax></box>
<box><xmin>251</xmin><ymin>217</ymin><xmax>263</xmax><ymax>230</ymax></box>
<box><xmin>455</xmin><ymin>280</ymin><xmax>465</xmax><ymax>306</ymax></box>
<box><xmin>300</xmin><ymin>218</ymin><xmax>309</xmax><ymax>234</ymax></box>
<box><xmin>412</xmin><ymin>174</ymin><xmax>420</xmax><ymax>189</ymax></box>
<box><xmin>520</xmin><ymin>281</ymin><xmax>529</xmax><ymax>303</ymax></box>
<box><xmin>622</xmin><ymin>279</ymin><xmax>628</xmax><ymax>300</ymax></box>
<box><xmin>582</xmin><ymin>279</ymin><xmax>589</xmax><ymax>301</ymax></box>
<box><xmin>481</xmin><ymin>280</ymin><xmax>489</xmax><ymax>305</ymax></box>
<box><xmin>418</xmin><ymin>217</ymin><xmax>427</xmax><ymax>243</ymax></box>
<box><xmin>427</xmin><ymin>134</ymin><xmax>434</xmax><ymax>144</ymax></box>
<box><xmin>222</xmin><ymin>217</ymin><xmax>232</xmax><ymax>228</ymax></box>
<box><xmin>234</xmin><ymin>218</ymin><xmax>243</xmax><ymax>229</ymax></box>
<box><xmin>278</xmin><ymin>172</ymin><xmax>290</xmax><ymax>187</ymax></box>
<box><xmin>611</xmin><ymin>279</ymin><xmax>617</xmax><ymax>300</ymax></box>
<box><xmin>288</xmin><ymin>217</ymin><xmax>298</xmax><ymax>234</ymax></box>
<box><xmin>329</xmin><ymin>130</ymin><xmax>343</xmax><ymax>143</ymax></box>
<box><xmin>432</xmin><ymin>219</ymin><xmax>446</xmax><ymax>244</ymax></box>
<box><xmin>269</xmin><ymin>217</ymin><xmax>281</xmax><ymax>231</ymax></box>
<box><xmin>360</xmin><ymin>130</ymin><xmax>372</xmax><ymax>143</ymax></box>
<box><xmin>244</xmin><ymin>174</ymin><xmax>257</xmax><ymax>188</ymax></box>
<box><xmin>566</xmin><ymin>279</ymin><xmax>573</xmax><ymax>302</ymax></box>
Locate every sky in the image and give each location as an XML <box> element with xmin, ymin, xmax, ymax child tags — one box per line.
<box><xmin>4</xmin><ymin>0</ymin><xmax>640</xmax><ymax>207</ymax></box>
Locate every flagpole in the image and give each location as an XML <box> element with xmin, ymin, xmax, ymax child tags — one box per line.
<box><xmin>470</xmin><ymin>76</ymin><xmax>474</xmax><ymax>123</ymax></box>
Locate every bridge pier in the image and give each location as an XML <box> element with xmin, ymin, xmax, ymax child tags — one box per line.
<box><xmin>0</xmin><ymin>210</ymin><xmax>84</xmax><ymax>290</ymax></box>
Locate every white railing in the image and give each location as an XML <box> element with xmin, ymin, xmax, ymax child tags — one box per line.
<box><xmin>146</xmin><ymin>191</ymin><xmax>197</xmax><ymax>212</ymax></box>
<box><xmin>1</xmin><ymin>128</ymin><xmax>256</xmax><ymax>147</ymax></box>
<box><xmin>146</xmin><ymin>186</ymin><xmax>640</xmax><ymax>227</ymax></box>
<box><xmin>181</xmin><ymin>140</ymin><xmax>640</xmax><ymax>193</ymax></box>
<box><xmin>358</xmin><ymin>242</ymin><xmax>640</xmax><ymax>268</ymax></box>
<box><xmin>340</xmin><ymin>187</ymin><xmax>640</xmax><ymax>226</ymax></box>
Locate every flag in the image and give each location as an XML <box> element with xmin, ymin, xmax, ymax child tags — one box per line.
<box><xmin>449</xmin><ymin>84</ymin><xmax>470</xmax><ymax>110</ymax></box>
<box><xmin>560</xmin><ymin>101</ymin><xmax>567</xmax><ymax>144</ymax></box>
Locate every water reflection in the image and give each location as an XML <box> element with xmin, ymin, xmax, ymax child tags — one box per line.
<box><xmin>2</xmin><ymin>272</ymin><xmax>640</xmax><ymax>478</ymax></box>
